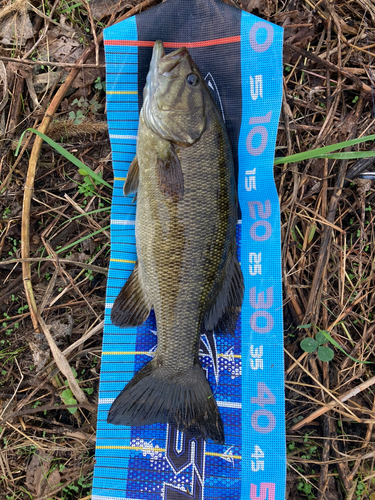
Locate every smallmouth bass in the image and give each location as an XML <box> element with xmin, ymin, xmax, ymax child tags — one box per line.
<box><xmin>108</xmin><ymin>40</ymin><xmax>244</xmax><ymax>444</ymax></box>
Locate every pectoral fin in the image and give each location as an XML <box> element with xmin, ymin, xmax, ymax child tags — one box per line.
<box><xmin>123</xmin><ymin>156</ymin><xmax>139</xmax><ymax>196</ymax></box>
<box><xmin>111</xmin><ymin>262</ymin><xmax>151</xmax><ymax>327</ymax></box>
<box><xmin>156</xmin><ymin>146</ymin><xmax>184</xmax><ymax>201</ymax></box>
<box><xmin>204</xmin><ymin>251</ymin><xmax>244</xmax><ymax>335</ymax></box>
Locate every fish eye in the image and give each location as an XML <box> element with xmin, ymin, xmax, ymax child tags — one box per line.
<box><xmin>186</xmin><ymin>73</ymin><xmax>199</xmax><ymax>86</ymax></box>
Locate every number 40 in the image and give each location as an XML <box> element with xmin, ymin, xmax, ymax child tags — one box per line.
<box><xmin>251</xmin><ymin>382</ymin><xmax>276</xmax><ymax>434</ymax></box>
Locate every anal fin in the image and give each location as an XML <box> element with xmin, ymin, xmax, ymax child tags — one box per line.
<box><xmin>111</xmin><ymin>262</ymin><xmax>151</xmax><ymax>327</ymax></box>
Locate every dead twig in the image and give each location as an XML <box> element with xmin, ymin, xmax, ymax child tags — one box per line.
<box><xmin>0</xmin><ymin>55</ymin><xmax>106</xmax><ymax>68</ymax></box>
<box><xmin>304</xmin><ymin>94</ymin><xmax>365</xmax><ymax>321</ymax></box>
<box><xmin>36</xmin><ymin>314</ymin><xmax>88</xmax><ymax>405</ymax></box>
<box><xmin>0</xmin><ymin>257</ymin><xmax>108</xmax><ymax>274</ymax></box>
<box><xmin>284</xmin><ymin>42</ymin><xmax>372</xmax><ymax>93</ymax></box>
<box><xmin>291</xmin><ymin>374</ymin><xmax>375</xmax><ymax>431</ymax></box>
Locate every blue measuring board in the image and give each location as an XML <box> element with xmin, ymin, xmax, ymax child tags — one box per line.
<box><xmin>93</xmin><ymin>1</ymin><xmax>285</xmax><ymax>499</ymax></box>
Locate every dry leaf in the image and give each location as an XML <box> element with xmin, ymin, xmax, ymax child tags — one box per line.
<box><xmin>25</xmin><ymin>451</ymin><xmax>61</xmax><ymax>497</ymax></box>
<box><xmin>30</xmin><ymin>316</ymin><xmax>73</xmax><ymax>370</ymax></box>
<box><xmin>37</xmin><ymin>314</ymin><xmax>89</xmax><ymax>405</ymax></box>
<box><xmin>0</xmin><ymin>60</ymin><xmax>7</xmax><ymax>135</ymax></box>
<box><xmin>37</xmin><ymin>25</ymin><xmax>104</xmax><ymax>87</ymax></box>
<box><xmin>356</xmin><ymin>178</ymin><xmax>373</xmax><ymax>197</ymax></box>
<box><xmin>0</xmin><ymin>11</ymin><xmax>34</xmax><ymax>45</ymax></box>
<box><xmin>73</xmin><ymin>47</ymin><xmax>105</xmax><ymax>88</ymax></box>
<box><xmin>48</xmin><ymin>316</ymin><xmax>74</xmax><ymax>342</ymax></box>
<box><xmin>321</xmin><ymin>477</ymin><xmax>340</xmax><ymax>500</ymax></box>
<box><xmin>0</xmin><ymin>61</ymin><xmax>8</xmax><ymax>112</ymax></box>
<box><xmin>0</xmin><ymin>0</ymin><xmax>28</xmax><ymax>20</ymax></box>
<box><xmin>90</xmin><ymin>0</ymin><xmax>132</xmax><ymax>20</ymax></box>
<box><xmin>241</xmin><ymin>0</ymin><xmax>266</xmax><ymax>13</ymax></box>
<box><xmin>33</xmin><ymin>71</ymin><xmax>60</xmax><ymax>93</ymax></box>
<box><xmin>44</xmin><ymin>28</ymin><xmax>82</xmax><ymax>63</ymax></box>
<box><xmin>336</xmin><ymin>111</ymin><xmax>361</xmax><ymax>142</ymax></box>
<box><xmin>7</xmin><ymin>61</ymin><xmax>32</xmax><ymax>80</ymax></box>
<box><xmin>25</xmin><ymin>75</ymin><xmax>39</xmax><ymax>109</ymax></box>
<box><xmin>29</xmin><ymin>339</ymin><xmax>50</xmax><ymax>371</ymax></box>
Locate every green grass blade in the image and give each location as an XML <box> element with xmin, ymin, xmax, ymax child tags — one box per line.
<box><xmin>318</xmin><ymin>151</ymin><xmax>375</xmax><ymax>160</ymax></box>
<box><xmin>320</xmin><ymin>330</ymin><xmax>371</xmax><ymax>364</ymax></box>
<box><xmin>56</xmin><ymin>225</ymin><xmax>110</xmax><ymax>255</ymax></box>
<box><xmin>60</xmin><ymin>207</ymin><xmax>111</xmax><ymax>227</ymax></box>
<box><xmin>16</xmin><ymin>128</ymin><xmax>112</xmax><ymax>189</ymax></box>
<box><xmin>274</xmin><ymin>134</ymin><xmax>375</xmax><ymax>165</ymax></box>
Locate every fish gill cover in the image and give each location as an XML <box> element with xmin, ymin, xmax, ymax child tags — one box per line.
<box><xmin>93</xmin><ymin>0</ymin><xmax>285</xmax><ymax>499</ymax></box>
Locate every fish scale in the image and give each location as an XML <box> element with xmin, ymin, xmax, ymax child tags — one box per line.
<box><xmin>137</xmin><ymin>121</ymin><xmax>233</xmax><ymax>331</ymax></box>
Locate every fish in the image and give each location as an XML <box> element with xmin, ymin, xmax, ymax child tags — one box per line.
<box><xmin>107</xmin><ymin>40</ymin><xmax>244</xmax><ymax>445</ymax></box>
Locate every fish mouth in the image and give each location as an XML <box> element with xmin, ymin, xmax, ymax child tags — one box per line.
<box><xmin>151</xmin><ymin>40</ymin><xmax>188</xmax><ymax>75</ymax></box>
<box><xmin>149</xmin><ymin>40</ymin><xmax>165</xmax><ymax>73</ymax></box>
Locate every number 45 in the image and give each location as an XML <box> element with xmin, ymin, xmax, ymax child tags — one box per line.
<box><xmin>251</xmin><ymin>445</ymin><xmax>265</xmax><ymax>472</ymax></box>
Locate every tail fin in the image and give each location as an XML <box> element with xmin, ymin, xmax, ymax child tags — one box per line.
<box><xmin>107</xmin><ymin>360</ymin><xmax>224</xmax><ymax>444</ymax></box>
